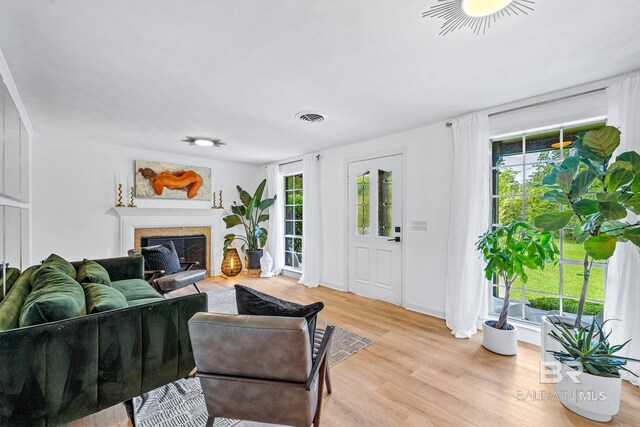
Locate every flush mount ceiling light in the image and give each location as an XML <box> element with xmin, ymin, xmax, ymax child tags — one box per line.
<box><xmin>182</xmin><ymin>136</ymin><xmax>226</xmax><ymax>147</ymax></box>
<box><xmin>296</xmin><ymin>111</ymin><xmax>327</xmax><ymax>124</ymax></box>
<box><xmin>423</xmin><ymin>0</ymin><xmax>535</xmax><ymax>36</ymax></box>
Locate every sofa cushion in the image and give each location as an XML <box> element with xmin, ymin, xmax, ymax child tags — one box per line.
<box><xmin>0</xmin><ymin>266</ymin><xmax>37</xmax><ymax>331</ymax></box>
<box><xmin>71</xmin><ymin>256</ymin><xmax>145</xmax><ymax>282</ymax></box>
<box><xmin>20</xmin><ymin>266</ymin><xmax>86</xmax><ymax>327</ymax></box>
<box><xmin>0</xmin><ymin>268</ymin><xmax>21</xmax><ymax>302</ymax></box>
<box><xmin>141</xmin><ymin>241</ymin><xmax>181</xmax><ymax>276</ymax></box>
<box><xmin>31</xmin><ymin>253</ymin><xmax>77</xmax><ymax>285</ymax></box>
<box><xmin>111</xmin><ymin>279</ymin><xmax>164</xmax><ymax>304</ymax></box>
<box><xmin>234</xmin><ymin>285</ymin><xmax>324</xmax><ymax>341</ymax></box>
<box><xmin>82</xmin><ymin>283</ymin><xmax>128</xmax><ymax>313</ymax></box>
<box><xmin>77</xmin><ymin>259</ymin><xmax>112</xmax><ymax>287</ymax></box>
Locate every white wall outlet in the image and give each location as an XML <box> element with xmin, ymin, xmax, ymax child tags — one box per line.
<box><xmin>410</xmin><ymin>220</ymin><xmax>428</xmax><ymax>231</ymax></box>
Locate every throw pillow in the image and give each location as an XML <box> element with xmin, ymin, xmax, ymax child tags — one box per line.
<box><xmin>0</xmin><ymin>268</ymin><xmax>21</xmax><ymax>302</ymax></box>
<box><xmin>30</xmin><ymin>253</ymin><xmax>77</xmax><ymax>285</ymax></box>
<box><xmin>234</xmin><ymin>284</ymin><xmax>324</xmax><ymax>342</ymax></box>
<box><xmin>20</xmin><ymin>266</ymin><xmax>86</xmax><ymax>327</ymax></box>
<box><xmin>141</xmin><ymin>241</ymin><xmax>181</xmax><ymax>276</ymax></box>
<box><xmin>77</xmin><ymin>259</ymin><xmax>111</xmax><ymax>286</ymax></box>
<box><xmin>82</xmin><ymin>283</ymin><xmax>128</xmax><ymax>313</ymax></box>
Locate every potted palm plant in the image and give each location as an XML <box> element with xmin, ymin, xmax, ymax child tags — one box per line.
<box><xmin>477</xmin><ymin>221</ymin><xmax>559</xmax><ymax>355</ymax></box>
<box><xmin>533</xmin><ymin>126</ymin><xmax>640</xmax><ymax>360</ymax></box>
<box><xmin>548</xmin><ymin>317</ymin><xmax>639</xmax><ymax>422</ymax></box>
<box><xmin>223</xmin><ymin>179</ymin><xmax>276</xmax><ymax>269</ymax></box>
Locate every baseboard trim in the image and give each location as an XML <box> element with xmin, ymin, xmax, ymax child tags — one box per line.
<box><xmin>280</xmin><ymin>269</ymin><xmax>302</xmax><ymax>280</ymax></box>
<box><xmin>320</xmin><ymin>281</ymin><xmax>346</xmax><ymax>292</ymax></box>
<box><xmin>404</xmin><ymin>303</ymin><xmax>445</xmax><ymax>320</ymax></box>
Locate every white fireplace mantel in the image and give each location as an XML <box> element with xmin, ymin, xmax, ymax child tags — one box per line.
<box><xmin>113</xmin><ymin>207</ymin><xmax>226</xmax><ymax>276</ymax></box>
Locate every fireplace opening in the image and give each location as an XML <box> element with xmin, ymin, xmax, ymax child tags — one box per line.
<box><xmin>141</xmin><ymin>234</ymin><xmax>207</xmax><ymax>272</ymax></box>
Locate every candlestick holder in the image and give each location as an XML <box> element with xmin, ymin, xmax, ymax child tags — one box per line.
<box><xmin>216</xmin><ymin>190</ymin><xmax>224</xmax><ymax>209</ymax></box>
<box><xmin>212</xmin><ymin>190</ymin><xmax>224</xmax><ymax>209</ymax></box>
<box><xmin>128</xmin><ymin>186</ymin><xmax>137</xmax><ymax>208</ymax></box>
<box><xmin>115</xmin><ymin>183</ymin><xmax>125</xmax><ymax>208</ymax></box>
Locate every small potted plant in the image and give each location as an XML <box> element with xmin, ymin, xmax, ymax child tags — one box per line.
<box><xmin>534</xmin><ymin>126</ymin><xmax>640</xmax><ymax>360</ymax></box>
<box><xmin>477</xmin><ymin>221</ymin><xmax>559</xmax><ymax>355</ymax></box>
<box><xmin>223</xmin><ymin>179</ymin><xmax>276</xmax><ymax>269</ymax></box>
<box><xmin>548</xmin><ymin>317</ymin><xmax>639</xmax><ymax>422</ymax></box>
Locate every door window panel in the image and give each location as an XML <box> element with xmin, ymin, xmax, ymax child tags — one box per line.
<box><xmin>378</xmin><ymin>169</ymin><xmax>392</xmax><ymax>237</ymax></box>
<box><xmin>356</xmin><ymin>172</ymin><xmax>370</xmax><ymax>236</ymax></box>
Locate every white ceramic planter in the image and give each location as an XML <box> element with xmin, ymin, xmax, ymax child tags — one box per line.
<box><xmin>541</xmin><ymin>316</ymin><xmax>564</xmax><ymax>365</ymax></box>
<box><xmin>482</xmin><ymin>320</ymin><xmax>518</xmax><ymax>356</ymax></box>
<box><xmin>556</xmin><ymin>366</ymin><xmax>622</xmax><ymax>422</ymax></box>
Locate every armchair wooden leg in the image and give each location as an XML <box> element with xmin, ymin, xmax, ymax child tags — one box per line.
<box><xmin>324</xmin><ymin>332</ymin><xmax>333</xmax><ymax>394</ymax></box>
<box><xmin>206</xmin><ymin>416</ymin><xmax>216</xmax><ymax>427</ymax></box>
<box><xmin>193</xmin><ymin>283</ymin><xmax>202</xmax><ymax>293</ymax></box>
<box><xmin>313</xmin><ymin>357</ymin><xmax>328</xmax><ymax>427</ymax></box>
<box><xmin>325</xmin><ymin>366</ymin><xmax>332</xmax><ymax>394</ymax></box>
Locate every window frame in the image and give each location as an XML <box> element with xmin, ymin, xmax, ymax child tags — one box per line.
<box><xmin>283</xmin><ymin>172</ymin><xmax>303</xmax><ymax>272</ymax></box>
<box><xmin>489</xmin><ymin>117</ymin><xmax>608</xmax><ymax>326</ymax></box>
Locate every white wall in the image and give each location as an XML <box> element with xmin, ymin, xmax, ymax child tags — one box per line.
<box><xmin>31</xmin><ymin>134</ymin><xmax>264</xmax><ymax>264</ymax></box>
<box><xmin>319</xmin><ymin>122</ymin><xmax>453</xmax><ymax>318</ymax></box>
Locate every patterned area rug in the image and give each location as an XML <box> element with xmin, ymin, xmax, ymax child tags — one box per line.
<box><xmin>132</xmin><ymin>287</ymin><xmax>373</xmax><ymax>427</ymax></box>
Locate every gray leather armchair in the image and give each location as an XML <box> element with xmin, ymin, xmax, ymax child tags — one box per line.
<box><xmin>128</xmin><ymin>247</ymin><xmax>206</xmax><ymax>294</ymax></box>
<box><xmin>188</xmin><ymin>312</ymin><xmax>334</xmax><ymax>427</ymax></box>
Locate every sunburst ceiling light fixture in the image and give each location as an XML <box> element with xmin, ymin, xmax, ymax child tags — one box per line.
<box><xmin>182</xmin><ymin>136</ymin><xmax>226</xmax><ymax>147</ymax></box>
<box><xmin>423</xmin><ymin>0</ymin><xmax>535</xmax><ymax>36</ymax></box>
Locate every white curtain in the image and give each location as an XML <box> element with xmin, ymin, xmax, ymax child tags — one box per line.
<box><xmin>299</xmin><ymin>154</ymin><xmax>322</xmax><ymax>288</ymax></box>
<box><xmin>266</xmin><ymin>163</ymin><xmax>284</xmax><ymax>275</ymax></box>
<box><xmin>604</xmin><ymin>76</ymin><xmax>640</xmax><ymax>385</ymax></box>
<box><xmin>445</xmin><ymin>114</ymin><xmax>491</xmax><ymax>338</ymax></box>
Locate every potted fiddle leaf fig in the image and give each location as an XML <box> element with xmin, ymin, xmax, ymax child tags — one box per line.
<box><xmin>476</xmin><ymin>221</ymin><xmax>559</xmax><ymax>355</ymax></box>
<box><xmin>533</xmin><ymin>126</ymin><xmax>640</xmax><ymax>362</ymax></box>
<box><xmin>548</xmin><ymin>317</ymin><xmax>639</xmax><ymax>422</ymax></box>
<box><xmin>223</xmin><ymin>179</ymin><xmax>276</xmax><ymax>269</ymax></box>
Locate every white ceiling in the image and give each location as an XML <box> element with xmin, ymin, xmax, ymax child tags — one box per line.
<box><xmin>1</xmin><ymin>0</ymin><xmax>640</xmax><ymax>164</ymax></box>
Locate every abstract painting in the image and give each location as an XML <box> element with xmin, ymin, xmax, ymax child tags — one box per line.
<box><xmin>135</xmin><ymin>160</ymin><xmax>211</xmax><ymax>200</ymax></box>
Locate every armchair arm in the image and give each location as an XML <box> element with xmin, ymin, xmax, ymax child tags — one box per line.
<box><xmin>305</xmin><ymin>325</ymin><xmax>334</xmax><ymax>391</ymax></box>
<box><xmin>180</xmin><ymin>261</ymin><xmax>200</xmax><ymax>271</ymax></box>
<box><xmin>144</xmin><ymin>269</ymin><xmax>165</xmax><ymax>284</ymax></box>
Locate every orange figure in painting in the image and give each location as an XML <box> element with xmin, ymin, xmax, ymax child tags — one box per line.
<box><xmin>138</xmin><ymin>168</ymin><xmax>203</xmax><ymax>199</ymax></box>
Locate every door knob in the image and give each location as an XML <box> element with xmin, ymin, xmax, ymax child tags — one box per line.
<box><xmin>387</xmin><ymin>236</ymin><xmax>401</xmax><ymax>242</ymax></box>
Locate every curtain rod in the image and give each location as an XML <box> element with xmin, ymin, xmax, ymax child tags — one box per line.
<box><xmin>445</xmin><ymin>87</ymin><xmax>607</xmax><ymax>127</ymax></box>
<box><xmin>265</xmin><ymin>154</ymin><xmax>321</xmax><ymax>168</ymax></box>
<box><xmin>280</xmin><ymin>154</ymin><xmax>320</xmax><ymax>166</ymax></box>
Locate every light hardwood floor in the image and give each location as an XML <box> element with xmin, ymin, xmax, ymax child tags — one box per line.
<box><xmin>69</xmin><ymin>274</ymin><xmax>640</xmax><ymax>427</ymax></box>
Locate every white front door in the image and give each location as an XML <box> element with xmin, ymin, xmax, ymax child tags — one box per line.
<box><xmin>347</xmin><ymin>154</ymin><xmax>403</xmax><ymax>305</ymax></box>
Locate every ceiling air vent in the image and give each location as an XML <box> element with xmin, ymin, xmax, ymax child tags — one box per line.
<box><xmin>296</xmin><ymin>111</ymin><xmax>327</xmax><ymax>123</ymax></box>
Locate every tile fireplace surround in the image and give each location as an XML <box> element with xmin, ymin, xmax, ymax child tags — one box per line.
<box><xmin>113</xmin><ymin>208</ymin><xmax>225</xmax><ymax>276</ymax></box>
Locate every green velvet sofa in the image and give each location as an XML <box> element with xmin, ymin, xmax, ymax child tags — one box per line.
<box><xmin>0</xmin><ymin>256</ymin><xmax>208</xmax><ymax>426</ymax></box>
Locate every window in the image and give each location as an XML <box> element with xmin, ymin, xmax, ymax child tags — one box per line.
<box><xmin>490</xmin><ymin>120</ymin><xmax>607</xmax><ymax>325</ymax></box>
<box><xmin>284</xmin><ymin>174</ymin><xmax>303</xmax><ymax>269</ymax></box>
